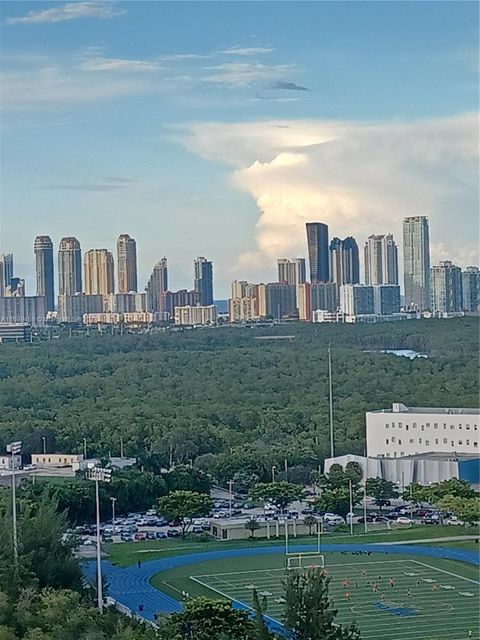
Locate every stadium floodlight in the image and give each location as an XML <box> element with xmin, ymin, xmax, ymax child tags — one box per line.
<box><xmin>6</xmin><ymin>441</ymin><xmax>22</xmax><ymax>563</ymax></box>
<box><xmin>86</xmin><ymin>466</ymin><xmax>112</xmax><ymax>612</ymax></box>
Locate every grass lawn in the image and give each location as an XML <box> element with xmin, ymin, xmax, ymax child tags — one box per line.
<box><xmin>151</xmin><ymin>550</ymin><xmax>480</xmax><ymax>640</ymax></box>
<box><xmin>105</xmin><ymin>525</ymin><xmax>479</xmax><ymax>567</ymax></box>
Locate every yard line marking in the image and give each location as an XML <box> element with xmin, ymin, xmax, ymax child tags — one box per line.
<box><xmin>410</xmin><ymin>560</ymin><xmax>480</xmax><ymax>585</ymax></box>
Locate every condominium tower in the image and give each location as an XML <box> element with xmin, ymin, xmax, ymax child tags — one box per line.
<box><xmin>277</xmin><ymin>258</ymin><xmax>306</xmax><ymax>287</ymax></box>
<box><xmin>146</xmin><ymin>258</ymin><xmax>168</xmax><ymax>311</ymax></box>
<box><xmin>34</xmin><ymin>236</ymin><xmax>55</xmax><ymax>311</ymax></box>
<box><xmin>403</xmin><ymin>216</ymin><xmax>430</xmax><ymax>310</ymax></box>
<box><xmin>330</xmin><ymin>237</ymin><xmax>360</xmax><ymax>289</ymax></box>
<box><xmin>58</xmin><ymin>237</ymin><xmax>82</xmax><ymax>296</ymax></box>
<box><xmin>0</xmin><ymin>253</ymin><xmax>13</xmax><ymax>297</ymax></box>
<box><xmin>117</xmin><ymin>234</ymin><xmax>137</xmax><ymax>293</ymax></box>
<box><xmin>430</xmin><ymin>261</ymin><xmax>463</xmax><ymax>313</ymax></box>
<box><xmin>84</xmin><ymin>249</ymin><xmax>115</xmax><ymax>295</ymax></box>
<box><xmin>306</xmin><ymin>222</ymin><xmax>329</xmax><ymax>282</ymax></box>
<box><xmin>364</xmin><ymin>234</ymin><xmax>398</xmax><ymax>285</ymax></box>
<box><xmin>194</xmin><ymin>257</ymin><xmax>213</xmax><ymax>305</ymax></box>
<box><xmin>462</xmin><ymin>267</ymin><xmax>480</xmax><ymax>312</ymax></box>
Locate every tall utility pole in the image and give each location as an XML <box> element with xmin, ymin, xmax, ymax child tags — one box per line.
<box><xmin>348</xmin><ymin>479</ymin><xmax>353</xmax><ymax>535</ymax></box>
<box><xmin>87</xmin><ymin>466</ymin><xmax>112</xmax><ymax>612</ymax></box>
<box><xmin>110</xmin><ymin>497</ymin><xmax>117</xmax><ymax>536</ymax></box>
<box><xmin>6</xmin><ymin>441</ymin><xmax>21</xmax><ymax>564</ymax></box>
<box><xmin>328</xmin><ymin>343</ymin><xmax>334</xmax><ymax>459</ymax></box>
<box><xmin>228</xmin><ymin>480</ymin><xmax>233</xmax><ymax>517</ymax></box>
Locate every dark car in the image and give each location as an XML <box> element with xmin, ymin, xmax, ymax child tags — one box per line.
<box><xmin>167</xmin><ymin>529</ymin><xmax>181</xmax><ymax>538</ymax></box>
<box><xmin>156</xmin><ymin>531</ymin><xmax>168</xmax><ymax>539</ymax></box>
<box><xmin>192</xmin><ymin>526</ymin><xmax>204</xmax><ymax>534</ymax></box>
<box><xmin>146</xmin><ymin>531</ymin><xmax>156</xmax><ymax>540</ymax></box>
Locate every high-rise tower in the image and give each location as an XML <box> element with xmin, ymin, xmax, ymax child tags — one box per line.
<box><xmin>117</xmin><ymin>234</ymin><xmax>137</xmax><ymax>293</ymax></box>
<box><xmin>364</xmin><ymin>234</ymin><xmax>399</xmax><ymax>285</ymax></box>
<box><xmin>306</xmin><ymin>222</ymin><xmax>329</xmax><ymax>282</ymax></box>
<box><xmin>430</xmin><ymin>261</ymin><xmax>463</xmax><ymax>313</ymax></box>
<box><xmin>34</xmin><ymin>235</ymin><xmax>55</xmax><ymax>311</ymax></box>
<box><xmin>330</xmin><ymin>237</ymin><xmax>359</xmax><ymax>288</ymax></box>
<box><xmin>58</xmin><ymin>237</ymin><xmax>82</xmax><ymax>296</ymax></box>
<box><xmin>277</xmin><ymin>258</ymin><xmax>306</xmax><ymax>287</ymax></box>
<box><xmin>146</xmin><ymin>258</ymin><xmax>168</xmax><ymax>311</ymax></box>
<box><xmin>403</xmin><ymin>216</ymin><xmax>430</xmax><ymax>310</ymax></box>
<box><xmin>194</xmin><ymin>257</ymin><xmax>213</xmax><ymax>305</ymax></box>
<box><xmin>0</xmin><ymin>253</ymin><xmax>13</xmax><ymax>297</ymax></box>
<box><xmin>84</xmin><ymin>249</ymin><xmax>115</xmax><ymax>295</ymax></box>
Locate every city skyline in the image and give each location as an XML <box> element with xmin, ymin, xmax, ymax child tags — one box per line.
<box><xmin>1</xmin><ymin>1</ymin><xmax>478</xmax><ymax>297</ymax></box>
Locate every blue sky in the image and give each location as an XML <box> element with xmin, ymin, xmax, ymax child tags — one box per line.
<box><xmin>1</xmin><ymin>1</ymin><xmax>478</xmax><ymax>296</ymax></box>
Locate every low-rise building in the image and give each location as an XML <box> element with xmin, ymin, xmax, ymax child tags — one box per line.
<box><xmin>31</xmin><ymin>453</ymin><xmax>85</xmax><ymax>468</ymax></box>
<box><xmin>0</xmin><ymin>323</ymin><xmax>32</xmax><ymax>343</ymax></box>
<box><xmin>0</xmin><ymin>454</ymin><xmax>22</xmax><ymax>470</ymax></box>
<box><xmin>174</xmin><ymin>305</ymin><xmax>217</xmax><ymax>326</ymax></box>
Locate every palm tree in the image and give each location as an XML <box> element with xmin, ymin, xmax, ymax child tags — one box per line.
<box><xmin>303</xmin><ymin>515</ymin><xmax>317</xmax><ymax>536</ymax></box>
<box><xmin>245</xmin><ymin>517</ymin><xmax>261</xmax><ymax>540</ymax></box>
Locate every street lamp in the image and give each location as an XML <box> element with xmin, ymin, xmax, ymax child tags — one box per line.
<box><xmin>228</xmin><ymin>480</ymin><xmax>234</xmax><ymax>517</ymax></box>
<box><xmin>42</xmin><ymin>437</ymin><xmax>46</xmax><ymax>455</ymax></box>
<box><xmin>271</xmin><ymin>465</ymin><xmax>276</xmax><ymax>483</ymax></box>
<box><xmin>6</xmin><ymin>441</ymin><xmax>21</xmax><ymax>563</ymax></box>
<box><xmin>86</xmin><ymin>465</ymin><xmax>112</xmax><ymax>612</ymax></box>
<box><xmin>110</xmin><ymin>497</ymin><xmax>117</xmax><ymax>536</ymax></box>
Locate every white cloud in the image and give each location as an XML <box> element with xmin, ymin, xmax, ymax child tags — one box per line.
<box><xmin>203</xmin><ymin>61</ymin><xmax>296</xmax><ymax>87</ymax></box>
<box><xmin>79</xmin><ymin>56</ymin><xmax>161</xmax><ymax>72</ymax></box>
<box><xmin>6</xmin><ymin>2</ymin><xmax>125</xmax><ymax>25</ymax></box>
<box><xmin>217</xmin><ymin>46</ymin><xmax>275</xmax><ymax>56</ymax></box>
<box><xmin>176</xmin><ymin>114</ymin><xmax>479</xmax><ymax>278</ymax></box>
<box><xmin>157</xmin><ymin>53</ymin><xmax>211</xmax><ymax>61</ymax></box>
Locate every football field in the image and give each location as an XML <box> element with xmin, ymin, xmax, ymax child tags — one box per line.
<box><xmin>184</xmin><ymin>554</ymin><xmax>479</xmax><ymax>640</ymax></box>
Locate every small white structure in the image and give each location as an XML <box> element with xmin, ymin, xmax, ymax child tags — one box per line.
<box><xmin>0</xmin><ymin>454</ymin><xmax>22</xmax><ymax>470</ymax></box>
<box><xmin>31</xmin><ymin>453</ymin><xmax>85</xmax><ymax>468</ymax></box>
<box><xmin>366</xmin><ymin>403</ymin><xmax>479</xmax><ymax>459</ymax></box>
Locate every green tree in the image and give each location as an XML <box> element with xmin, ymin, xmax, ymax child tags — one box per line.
<box><xmin>251</xmin><ymin>589</ymin><xmax>271</xmax><ymax>640</ymax></box>
<box><xmin>365</xmin><ymin>478</ymin><xmax>398</xmax><ymax>511</ymax></box>
<box><xmin>401</xmin><ymin>483</ymin><xmax>430</xmax><ymax>506</ymax></box>
<box><xmin>157</xmin><ymin>491</ymin><xmax>212</xmax><ymax>538</ymax></box>
<box><xmin>170</xmin><ymin>597</ymin><xmax>256</xmax><ymax>640</ymax></box>
<box><xmin>249</xmin><ymin>482</ymin><xmax>303</xmax><ymax>512</ymax></box>
<box><xmin>437</xmin><ymin>495</ymin><xmax>480</xmax><ymax>526</ymax></box>
<box><xmin>284</xmin><ymin>568</ymin><xmax>361</xmax><ymax>639</ymax></box>
<box><xmin>245</xmin><ymin>518</ymin><xmax>261</xmax><ymax>540</ymax></box>
<box><xmin>303</xmin><ymin>515</ymin><xmax>318</xmax><ymax>535</ymax></box>
<box><xmin>427</xmin><ymin>479</ymin><xmax>476</xmax><ymax>502</ymax></box>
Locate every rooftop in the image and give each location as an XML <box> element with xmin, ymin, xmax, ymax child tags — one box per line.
<box><xmin>369</xmin><ymin>403</ymin><xmax>479</xmax><ymax>415</ymax></box>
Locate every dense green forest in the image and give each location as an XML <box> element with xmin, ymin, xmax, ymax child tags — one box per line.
<box><xmin>0</xmin><ymin>319</ymin><xmax>478</xmax><ymax>482</ymax></box>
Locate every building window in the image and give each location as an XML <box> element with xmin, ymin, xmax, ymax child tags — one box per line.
<box><xmin>222</xmin><ymin>529</ymin><xmax>228</xmax><ymax>540</ymax></box>
<box><xmin>393</xmin><ymin>452</ymin><xmax>397</xmax><ymax>458</ymax></box>
<box><xmin>399</xmin><ymin>422</ymin><xmax>402</xmax><ymax>428</ymax></box>
<box><xmin>406</xmin><ymin>425</ymin><xmax>409</xmax><ymax>431</ymax></box>
<box><xmin>475</xmin><ymin>426</ymin><xmax>478</xmax><ymax>431</ymax></box>
<box><xmin>419</xmin><ymin>438</ymin><xmax>422</xmax><ymax>444</ymax></box>
<box><xmin>466</xmin><ymin>440</ymin><xmax>470</xmax><ymax>445</ymax></box>
<box><xmin>385</xmin><ymin>423</ymin><xmax>389</xmax><ymax>429</ymax></box>
<box><xmin>434</xmin><ymin>423</ymin><xmax>438</xmax><ymax>429</ymax></box>
<box><xmin>451</xmin><ymin>441</ymin><xmax>454</xmax><ymax>446</ymax></box>
<box><xmin>459</xmin><ymin>425</ymin><xmax>462</xmax><ymax>430</ymax></box>
<box><xmin>409</xmin><ymin>439</ymin><xmax>414</xmax><ymax>444</ymax></box>
<box><xmin>458</xmin><ymin>441</ymin><xmax>463</xmax><ymax>445</ymax></box>
<box><xmin>48</xmin><ymin>458</ymin><xmax>51</xmax><ymax>463</ymax></box>
<box><xmin>443</xmin><ymin>438</ymin><xmax>448</xmax><ymax>444</ymax></box>
<box><xmin>413</xmin><ymin>422</ymin><xmax>417</xmax><ymax>428</ymax></box>
<box><xmin>466</xmin><ymin>425</ymin><xmax>470</xmax><ymax>430</ymax></box>
<box><xmin>391</xmin><ymin>436</ymin><xmax>395</xmax><ymax>443</ymax></box>
<box><xmin>398</xmin><ymin>439</ymin><xmax>402</xmax><ymax>445</ymax></box>
<box><xmin>443</xmin><ymin>424</ymin><xmax>446</xmax><ymax>429</ymax></box>
<box><xmin>435</xmin><ymin>438</ymin><xmax>439</xmax><ymax>445</ymax></box>
<box><xmin>474</xmin><ymin>442</ymin><xmax>478</xmax><ymax>447</ymax></box>
<box><xmin>385</xmin><ymin>439</ymin><xmax>389</xmax><ymax>445</ymax></box>
<box><xmin>391</xmin><ymin>422</ymin><xmax>395</xmax><ymax>428</ymax></box>
<box><xmin>421</xmin><ymin>425</ymin><xmax>424</xmax><ymax>431</ymax></box>
<box><xmin>426</xmin><ymin>423</ymin><xmax>430</xmax><ymax>428</ymax></box>
<box><xmin>450</xmin><ymin>425</ymin><xmax>455</xmax><ymax>430</ymax></box>
<box><xmin>425</xmin><ymin>440</ymin><xmax>429</xmax><ymax>446</ymax></box>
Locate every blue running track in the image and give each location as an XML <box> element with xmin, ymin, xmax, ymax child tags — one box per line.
<box><xmin>82</xmin><ymin>542</ymin><xmax>479</xmax><ymax>627</ymax></box>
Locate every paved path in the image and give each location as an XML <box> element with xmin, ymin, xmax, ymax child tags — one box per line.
<box><xmin>82</xmin><ymin>541</ymin><xmax>480</xmax><ymax>631</ymax></box>
<box><xmin>382</xmin><ymin>535</ymin><xmax>479</xmax><ymax>545</ymax></box>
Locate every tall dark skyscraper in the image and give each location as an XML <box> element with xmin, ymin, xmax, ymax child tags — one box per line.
<box><xmin>194</xmin><ymin>257</ymin><xmax>213</xmax><ymax>305</ymax></box>
<box><xmin>0</xmin><ymin>253</ymin><xmax>13</xmax><ymax>297</ymax></box>
<box><xmin>146</xmin><ymin>258</ymin><xmax>168</xmax><ymax>311</ymax></box>
<box><xmin>117</xmin><ymin>234</ymin><xmax>137</xmax><ymax>293</ymax></box>
<box><xmin>34</xmin><ymin>235</ymin><xmax>55</xmax><ymax>311</ymax></box>
<box><xmin>306</xmin><ymin>222</ymin><xmax>329</xmax><ymax>282</ymax></box>
<box><xmin>330</xmin><ymin>237</ymin><xmax>359</xmax><ymax>288</ymax></box>
<box><xmin>58</xmin><ymin>237</ymin><xmax>82</xmax><ymax>296</ymax></box>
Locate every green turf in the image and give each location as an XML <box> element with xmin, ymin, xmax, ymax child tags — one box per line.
<box><xmin>151</xmin><ymin>551</ymin><xmax>480</xmax><ymax>640</ymax></box>
<box><xmin>105</xmin><ymin>525</ymin><xmax>479</xmax><ymax>567</ymax></box>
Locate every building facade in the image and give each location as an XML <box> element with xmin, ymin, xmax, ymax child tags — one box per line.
<box><xmin>306</xmin><ymin>222</ymin><xmax>329</xmax><ymax>282</ymax></box>
<box><xmin>146</xmin><ymin>258</ymin><xmax>168</xmax><ymax>311</ymax></box>
<box><xmin>462</xmin><ymin>267</ymin><xmax>480</xmax><ymax>312</ymax></box>
<box><xmin>366</xmin><ymin>403</ymin><xmax>480</xmax><ymax>458</ymax></box>
<box><xmin>0</xmin><ymin>323</ymin><xmax>32</xmax><ymax>343</ymax></box>
<box><xmin>174</xmin><ymin>304</ymin><xmax>217</xmax><ymax>325</ymax></box>
<box><xmin>330</xmin><ymin>237</ymin><xmax>360</xmax><ymax>290</ymax></box>
<box><xmin>0</xmin><ymin>254</ymin><xmax>13</xmax><ymax>297</ymax></box>
<box><xmin>339</xmin><ymin>284</ymin><xmax>374</xmax><ymax>316</ymax></box>
<box><xmin>277</xmin><ymin>258</ymin><xmax>306</xmax><ymax>287</ymax></box>
<box><xmin>403</xmin><ymin>216</ymin><xmax>430</xmax><ymax>310</ymax></box>
<box><xmin>34</xmin><ymin>236</ymin><xmax>55</xmax><ymax>311</ymax></box>
<box><xmin>364</xmin><ymin>234</ymin><xmax>398</xmax><ymax>285</ymax></box>
<box><xmin>58</xmin><ymin>237</ymin><xmax>82</xmax><ymax>296</ymax></box>
<box><xmin>372</xmin><ymin>285</ymin><xmax>401</xmax><ymax>315</ymax></box>
<box><xmin>0</xmin><ymin>296</ymin><xmax>46</xmax><ymax>325</ymax></box>
<box><xmin>194</xmin><ymin>257</ymin><xmax>214</xmax><ymax>305</ymax></box>
<box><xmin>158</xmin><ymin>289</ymin><xmax>198</xmax><ymax>318</ymax></box>
<box><xmin>265</xmin><ymin>283</ymin><xmax>296</xmax><ymax>318</ymax></box>
<box><xmin>57</xmin><ymin>294</ymin><xmax>104</xmax><ymax>322</ymax></box>
<box><xmin>116</xmin><ymin>234</ymin><xmax>138</xmax><ymax>293</ymax></box>
<box><xmin>430</xmin><ymin>261</ymin><xmax>463</xmax><ymax>313</ymax></box>
<box><xmin>84</xmin><ymin>249</ymin><xmax>115</xmax><ymax>295</ymax></box>
<box><xmin>310</xmin><ymin>282</ymin><xmax>338</xmax><ymax>313</ymax></box>
<box><xmin>104</xmin><ymin>292</ymin><xmax>146</xmax><ymax>313</ymax></box>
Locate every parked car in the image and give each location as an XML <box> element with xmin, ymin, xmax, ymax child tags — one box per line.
<box><xmin>445</xmin><ymin>517</ymin><xmax>464</xmax><ymax>526</ymax></box>
<box><xmin>156</xmin><ymin>531</ymin><xmax>168</xmax><ymax>539</ymax></box>
<box><xmin>301</xmin><ymin>508</ymin><xmax>314</xmax><ymax>515</ymax></box>
<box><xmin>358</xmin><ymin>516</ymin><xmax>375</xmax><ymax>524</ymax></box>
<box><xmin>192</xmin><ymin>526</ymin><xmax>204</xmax><ymax>534</ymax></box>
<box><xmin>396</xmin><ymin>516</ymin><xmax>413</xmax><ymax>525</ymax></box>
<box><xmin>146</xmin><ymin>531</ymin><xmax>156</xmax><ymax>540</ymax></box>
<box><xmin>422</xmin><ymin>517</ymin><xmax>438</xmax><ymax>525</ymax></box>
<box><xmin>134</xmin><ymin>532</ymin><xmax>146</xmax><ymax>541</ymax></box>
<box><xmin>120</xmin><ymin>533</ymin><xmax>132</xmax><ymax>541</ymax></box>
<box><xmin>324</xmin><ymin>514</ymin><xmax>345</xmax><ymax>525</ymax></box>
<box><xmin>167</xmin><ymin>529</ymin><xmax>181</xmax><ymax>538</ymax></box>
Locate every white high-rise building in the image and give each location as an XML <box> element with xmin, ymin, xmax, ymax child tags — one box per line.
<box><xmin>403</xmin><ymin>217</ymin><xmax>430</xmax><ymax>310</ymax></box>
<box><xmin>84</xmin><ymin>249</ymin><xmax>115</xmax><ymax>295</ymax></box>
<box><xmin>430</xmin><ymin>261</ymin><xmax>463</xmax><ymax>313</ymax></box>
<box><xmin>364</xmin><ymin>234</ymin><xmax>398</xmax><ymax>285</ymax></box>
<box><xmin>277</xmin><ymin>258</ymin><xmax>306</xmax><ymax>287</ymax></box>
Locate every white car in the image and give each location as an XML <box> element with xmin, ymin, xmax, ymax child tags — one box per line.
<box><xmin>396</xmin><ymin>516</ymin><xmax>413</xmax><ymax>525</ymax></box>
<box><xmin>445</xmin><ymin>517</ymin><xmax>464</xmax><ymax>526</ymax></box>
<box><xmin>323</xmin><ymin>514</ymin><xmax>345</xmax><ymax>525</ymax></box>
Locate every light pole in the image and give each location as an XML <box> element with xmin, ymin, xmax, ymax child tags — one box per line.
<box><xmin>87</xmin><ymin>465</ymin><xmax>112</xmax><ymax>612</ymax></box>
<box><xmin>42</xmin><ymin>437</ymin><xmax>46</xmax><ymax>455</ymax></box>
<box><xmin>228</xmin><ymin>480</ymin><xmax>233</xmax><ymax>517</ymax></box>
<box><xmin>110</xmin><ymin>497</ymin><xmax>117</xmax><ymax>536</ymax></box>
<box><xmin>6</xmin><ymin>441</ymin><xmax>21</xmax><ymax>564</ymax></box>
<box><xmin>271</xmin><ymin>465</ymin><xmax>276</xmax><ymax>483</ymax></box>
<box><xmin>83</xmin><ymin>438</ymin><xmax>87</xmax><ymax>459</ymax></box>
<box><xmin>348</xmin><ymin>479</ymin><xmax>353</xmax><ymax>536</ymax></box>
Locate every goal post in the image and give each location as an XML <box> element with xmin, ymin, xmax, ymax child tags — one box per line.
<box><xmin>286</xmin><ymin>553</ymin><xmax>325</xmax><ymax>571</ymax></box>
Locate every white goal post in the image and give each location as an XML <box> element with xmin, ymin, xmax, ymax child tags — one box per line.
<box><xmin>286</xmin><ymin>553</ymin><xmax>325</xmax><ymax>571</ymax></box>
